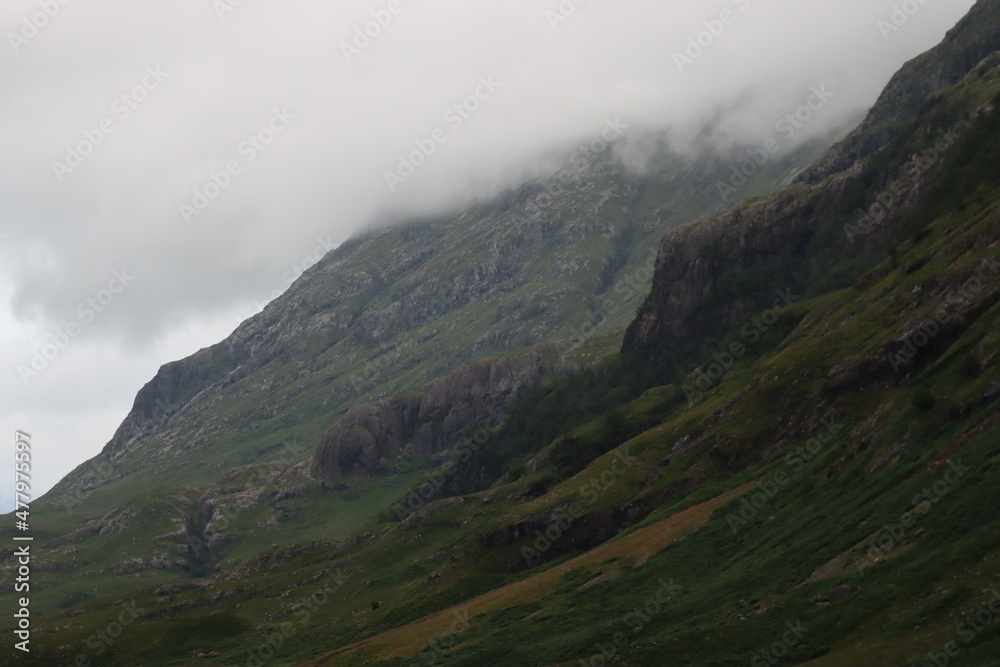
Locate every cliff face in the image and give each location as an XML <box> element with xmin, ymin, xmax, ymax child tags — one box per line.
<box><xmin>624</xmin><ymin>62</ymin><xmax>993</xmax><ymax>356</ymax></box>
<box><xmin>805</xmin><ymin>0</ymin><xmax>1000</xmax><ymax>180</ymax></box>
<box><xmin>43</xmin><ymin>115</ymin><xmax>822</xmax><ymax>516</ymax></box>
<box><xmin>312</xmin><ymin>353</ymin><xmax>551</xmax><ymax>478</ymax></box>
<box><xmin>623</xmin><ymin>183</ymin><xmax>820</xmax><ymax>352</ymax></box>
<box><xmin>10</xmin><ymin>4</ymin><xmax>1000</xmax><ymax>664</ymax></box>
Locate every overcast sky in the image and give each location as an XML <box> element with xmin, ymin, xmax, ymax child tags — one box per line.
<box><xmin>0</xmin><ymin>0</ymin><xmax>979</xmax><ymax>509</ymax></box>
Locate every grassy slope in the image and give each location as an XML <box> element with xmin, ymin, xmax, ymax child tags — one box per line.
<box><xmin>4</xmin><ymin>79</ymin><xmax>1000</xmax><ymax>667</ymax></box>
<box><xmin>0</xmin><ymin>129</ymin><xmax>825</xmax><ymax>620</ymax></box>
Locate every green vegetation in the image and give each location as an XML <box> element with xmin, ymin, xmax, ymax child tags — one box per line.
<box><xmin>4</xmin><ymin>11</ymin><xmax>1000</xmax><ymax>667</ymax></box>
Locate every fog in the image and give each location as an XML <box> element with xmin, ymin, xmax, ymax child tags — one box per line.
<box><xmin>0</xmin><ymin>0</ymin><xmax>978</xmax><ymax>504</ymax></box>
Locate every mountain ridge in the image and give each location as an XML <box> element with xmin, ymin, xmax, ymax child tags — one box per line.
<box><xmin>4</xmin><ymin>4</ymin><xmax>1000</xmax><ymax>665</ymax></box>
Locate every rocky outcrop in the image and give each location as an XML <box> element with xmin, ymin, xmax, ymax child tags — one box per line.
<box><xmin>312</xmin><ymin>353</ymin><xmax>551</xmax><ymax>478</ymax></box>
<box><xmin>625</xmin><ymin>106</ymin><xmax>976</xmax><ymax>356</ymax></box>
<box><xmin>103</xmin><ymin>346</ymin><xmax>238</xmax><ymax>460</ymax></box>
<box><xmin>625</xmin><ymin>184</ymin><xmax>815</xmax><ymax>352</ymax></box>
<box><xmin>805</xmin><ymin>0</ymin><xmax>1000</xmax><ymax>180</ymax></box>
<box><xmin>45</xmin><ymin>139</ymin><xmax>684</xmax><ymax>514</ymax></box>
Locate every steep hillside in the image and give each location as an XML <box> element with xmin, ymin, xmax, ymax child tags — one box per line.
<box><xmin>4</xmin><ymin>64</ymin><xmax>998</xmax><ymax>666</ymax></box>
<box><xmin>4</xmin><ymin>4</ymin><xmax>1000</xmax><ymax>666</ymax></box>
<box><xmin>806</xmin><ymin>0</ymin><xmax>1000</xmax><ymax>180</ymax></box>
<box><xmin>40</xmin><ymin>138</ymin><xmax>811</xmax><ymax>516</ymax></box>
<box><xmin>0</xmin><ymin>114</ymin><xmax>828</xmax><ymax>622</ymax></box>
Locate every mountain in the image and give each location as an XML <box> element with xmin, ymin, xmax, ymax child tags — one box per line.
<box><xmin>4</xmin><ymin>2</ymin><xmax>1000</xmax><ymax>665</ymax></box>
<box><xmin>804</xmin><ymin>0</ymin><xmax>1000</xmax><ymax>180</ymax></box>
<box><xmin>6</xmin><ymin>126</ymin><xmax>825</xmax><ymax>589</ymax></box>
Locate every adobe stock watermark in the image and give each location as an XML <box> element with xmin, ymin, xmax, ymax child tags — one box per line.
<box><xmin>17</xmin><ymin>269</ymin><xmax>136</xmax><ymax>385</ymax></box>
<box><xmin>384</xmin><ymin>75</ymin><xmax>501</xmax><ymax>193</ymax></box>
<box><xmin>853</xmin><ymin>458</ymin><xmax>971</xmax><ymax>573</ymax></box>
<box><xmin>726</xmin><ymin>416</ymin><xmax>844</xmax><ymax>534</ymax></box>
<box><xmin>408</xmin><ymin>609</ymin><xmax>472</xmax><ymax>667</ymax></box>
<box><xmin>525</xmin><ymin>116</ymin><xmax>629</xmax><ymax>217</ymax></box>
<box><xmin>545</xmin><ymin>0</ymin><xmax>589</xmax><ymax>32</ymax></box>
<box><xmin>52</xmin><ymin>66</ymin><xmax>168</xmax><ymax>183</ymax></box>
<box><xmin>555</xmin><ymin>245</ymin><xmax>659</xmax><ymax>364</ymax></box>
<box><xmin>749</xmin><ymin>619</ymin><xmax>808</xmax><ymax>666</ymax></box>
<box><xmin>878</xmin><ymin>0</ymin><xmax>934</xmax><ymax>42</ymax></box>
<box><xmin>57</xmin><ymin>397</ymin><xmax>179</xmax><ymax>514</ymax></box>
<box><xmin>191</xmin><ymin>438</ymin><xmax>314</xmax><ymax>554</ymax></box>
<box><xmin>717</xmin><ymin>85</ymin><xmax>835</xmax><ymax>203</ymax></box>
<box><xmin>179</xmin><ymin>107</ymin><xmax>294</xmax><ymax>224</ymax></box>
<box><xmin>8</xmin><ymin>0</ymin><xmax>74</xmax><ymax>54</ymax></box>
<box><xmin>59</xmin><ymin>458</ymin><xmax>115</xmax><ymax>515</ymax></box>
<box><xmin>521</xmin><ymin>449</ymin><xmax>640</xmax><ymax>566</ymax></box>
<box><xmin>844</xmin><ymin>128</ymin><xmax>958</xmax><ymax>242</ymax></box>
<box><xmin>579</xmin><ymin>578</ymin><xmax>683</xmax><ymax>667</ymax></box>
<box><xmin>916</xmin><ymin>590</ymin><xmax>1000</xmax><ymax>667</ymax></box>
<box><xmin>391</xmin><ymin>407</ymin><xmax>506</xmax><ymax>521</ymax></box>
<box><xmin>214</xmin><ymin>0</ymin><xmax>252</xmax><ymax>22</ymax></box>
<box><xmin>886</xmin><ymin>258</ymin><xmax>1000</xmax><ymax>374</ymax></box>
<box><xmin>681</xmin><ymin>288</ymin><xmax>800</xmax><ymax>406</ymax></box>
<box><xmin>351</xmin><ymin>339</ymin><xmax>413</xmax><ymax>394</ymax></box>
<box><xmin>245</xmin><ymin>569</ymin><xmax>350</xmax><ymax>667</ymax></box>
<box><xmin>252</xmin><ymin>236</ymin><xmax>339</xmax><ymax>311</ymax></box>
<box><xmin>340</xmin><ymin>0</ymin><xmax>407</xmax><ymax>63</ymax></box>
<box><xmin>674</xmin><ymin>0</ymin><xmax>754</xmax><ymax>74</ymax></box>
<box><xmin>57</xmin><ymin>601</ymin><xmax>144</xmax><ymax>667</ymax></box>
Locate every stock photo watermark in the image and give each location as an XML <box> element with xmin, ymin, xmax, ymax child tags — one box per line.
<box><xmin>682</xmin><ymin>288</ymin><xmax>800</xmax><ymax>406</ymax></box>
<box><xmin>252</xmin><ymin>236</ymin><xmax>339</xmax><ymax>311</ymax></box>
<box><xmin>409</xmin><ymin>609</ymin><xmax>472</xmax><ymax>667</ymax></box>
<box><xmin>915</xmin><ymin>590</ymin><xmax>1000</xmax><ymax>667</ymax></box>
<box><xmin>853</xmin><ymin>458</ymin><xmax>971</xmax><ymax>573</ymax></box>
<box><xmin>57</xmin><ymin>601</ymin><xmax>145</xmax><ymax>666</ymax></box>
<box><xmin>521</xmin><ymin>448</ymin><xmax>640</xmax><ymax>566</ymax></box>
<box><xmin>8</xmin><ymin>0</ymin><xmax>74</xmax><ymax>54</ymax></box>
<box><xmin>726</xmin><ymin>416</ymin><xmax>844</xmax><ymax>534</ymax></box>
<box><xmin>17</xmin><ymin>268</ymin><xmax>136</xmax><ymax>385</ymax></box>
<box><xmin>245</xmin><ymin>569</ymin><xmax>350</xmax><ymax>667</ymax></box>
<box><xmin>674</xmin><ymin>0</ymin><xmax>755</xmax><ymax>74</ymax></box>
<box><xmin>579</xmin><ymin>578</ymin><xmax>683</xmax><ymax>666</ymax></box>
<box><xmin>887</xmin><ymin>258</ymin><xmax>1000</xmax><ymax>374</ymax></box>
<box><xmin>844</xmin><ymin>128</ymin><xmax>958</xmax><ymax>242</ymax></box>
<box><xmin>545</xmin><ymin>0</ymin><xmax>590</xmax><ymax>32</ymax></box>
<box><xmin>391</xmin><ymin>407</ymin><xmax>506</xmax><ymax>521</ymax></box>
<box><xmin>340</xmin><ymin>0</ymin><xmax>407</xmax><ymax>62</ymax></box>
<box><xmin>52</xmin><ymin>66</ymin><xmax>168</xmax><ymax>183</ymax></box>
<box><xmin>555</xmin><ymin>245</ymin><xmax>659</xmax><ymax>363</ymax></box>
<box><xmin>525</xmin><ymin>116</ymin><xmax>629</xmax><ymax>216</ymax></box>
<box><xmin>384</xmin><ymin>75</ymin><xmax>501</xmax><ymax>193</ymax></box>
<box><xmin>717</xmin><ymin>85</ymin><xmax>835</xmax><ymax>202</ymax></box>
<box><xmin>179</xmin><ymin>107</ymin><xmax>295</xmax><ymax>224</ymax></box>
<box><xmin>749</xmin><ymin>619</ymin><xmax>809</xmax><ymax>666</ymax></box>
<box><xmin>878</xmin><ymin>0</ymin><xmax>935</xmax><ymax>42</ymax></box>
<box><xmin>12</xmin><ymin>430</ymin><xmax>33</xmax><ymax>653</ymax></box>
<box><xmin>214</xmin><ymin>0</ymin><xmax>254</xmax><ymax>22</ymax></box>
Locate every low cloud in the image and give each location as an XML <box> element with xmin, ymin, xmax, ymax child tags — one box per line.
<box><xmin>0</xmin><ymin>0</ymin><xmax>978</xmax><ymax>502</ymax></box>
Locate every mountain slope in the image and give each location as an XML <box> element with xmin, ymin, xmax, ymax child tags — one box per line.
<box><xmin>805</xmin><ymin>0</ymin><xmax>1000</xmax><ymax>180</ymax></box>
<box><xmin>0</xmin><ymin>111</ymin><xmax>830</xmax><ymax>623</ymax></box>
<box><xmin>42</xmin><ymin>139</ymin><xmax>808</xmax><ymax>514</ymax></box>
<box><xmin>5</xmin><ymin>4</ymin><xmax>1000</xmax><ymax>666</ymax></box>
<box><xmin>7</xmin><ymin>64</ymin><xmax>997</xmax><ymax>666</ymax></box>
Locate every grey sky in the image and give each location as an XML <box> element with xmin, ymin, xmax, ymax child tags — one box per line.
<box><xmin>0</xmin><ymin>0</ymin><xmax>978</xmax><ymax>506</ymax></box>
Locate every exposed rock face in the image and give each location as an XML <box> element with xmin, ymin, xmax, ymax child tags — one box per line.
<box><xmin>103</xmin><ymin>347</ymin><xmax>238</xmax><ymax>462</ymax></box>
<box><xmin>805</xmin><ymin>0</ymin><xmax>1000</xmax><ymax>180</ymax></box>
<box><xmin>45</xmin><ymin>145</ymin><xmax>683</xmax><ymax>512</ymax></box>
<box><xmin>625</xmin><ymin>184</ymin><xmax>815</xmax><ymax>352</ymax></box>
<box><xmin>624</xmin><ymin>112</ymin><xmax>972</xmax><ymax>356</ymax></box>
<box><xmin>313</xmin><ymin>353</ymin><xmax>551</xmax><ymax>478</ymax></box>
